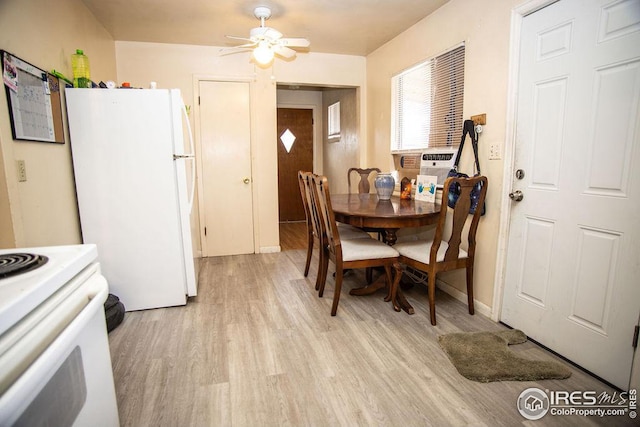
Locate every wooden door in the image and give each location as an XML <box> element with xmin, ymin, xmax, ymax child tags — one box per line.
<box><xmin>277</xmin><ymin>108</ymin><xmax>313</xmax><ymax>221</ymax></box>
<box><xmin>199</xmin><ymin>80</ymin><xmax>254</xmax><ymax>256</ymax></box>
<box><xmin>500</xmin><ymin>0</ymin><xmax>640</xmax><ymax>389</ymax></box>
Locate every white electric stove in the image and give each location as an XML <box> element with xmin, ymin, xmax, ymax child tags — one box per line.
<box><xmin>0</xmin><ymin>244</ymin><xmax>119</xmax><ymax>426</ymax></box>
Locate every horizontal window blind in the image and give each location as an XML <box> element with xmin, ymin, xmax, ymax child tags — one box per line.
<box><xmin>328</xmin><ymin>101</ymin><xmax>340</xmax><ymax>139</ymax></box>
<box><xmin>391</xmin><ymin>44</ymin><xmax>465</xmax><ymax>152</ymax></box>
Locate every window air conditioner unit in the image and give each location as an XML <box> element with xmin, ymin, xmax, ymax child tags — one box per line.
<box><xmin>419</xmin><ymin>147</ymin><xmax>457</xmax><ymax>188</ymax></box>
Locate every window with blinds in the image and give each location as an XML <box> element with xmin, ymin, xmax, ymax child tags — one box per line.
<box><xmin>391</xmin><ymin>44</ymin><xmax>465</xmax><ymax>152</ymax></box>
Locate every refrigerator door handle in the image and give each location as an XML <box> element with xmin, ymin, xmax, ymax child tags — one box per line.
<box><xmin>181</xmin><ymin>102</ymin><xmax>196</xmax><ymax>214</ymax></box>
<box><xmin>173</xmin><ymin>154</ymin><xmax>194</xmax><ymax>160</ymax></box>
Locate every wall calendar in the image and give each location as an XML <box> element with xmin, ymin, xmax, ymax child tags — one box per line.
<box><xmin>2</xmin><ymin>50</ymin><xmax>64</xmax><ymax>143</ymax></box>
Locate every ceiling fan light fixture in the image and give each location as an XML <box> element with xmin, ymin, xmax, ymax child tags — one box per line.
<box><xmin>224</xmin><ymin>6</ymin><xmax>310</xmax><ymax>65</ymax></box>
<box><xmin>253</xmin><ymin>41</ymin><xmax>274</xmax><ymax>65</ymax></box>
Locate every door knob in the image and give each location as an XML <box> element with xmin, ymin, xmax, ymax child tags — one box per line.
<box><xmin>243</xmin><ymin>178</ymin><xmax>251</xmax><ymax>184</ymax></box>
<box><xmin>509</xmin><ymin>190</ymin><xmax>524</xmax><ymax>202</ymax></box>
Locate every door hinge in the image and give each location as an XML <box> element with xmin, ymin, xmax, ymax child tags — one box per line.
<box><xmin>198</xmin><ymin>96</ymin><xmax>201</xmax><ymax>105</ymax></box>
<box><xmin>204</xmin><ymin>226</ymin><xmax>207</xmax><ymax>236</ymax></box>
<box><xmin>633</xmin><ymin>325</ymin><xmax>639</xmax><ymax>349</ymax></box>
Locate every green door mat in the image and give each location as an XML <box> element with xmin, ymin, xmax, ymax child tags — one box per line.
<box><xmin>438</xmin><ymin>329</ymin><xmax>572</xmax><ymax>383</ymax></box>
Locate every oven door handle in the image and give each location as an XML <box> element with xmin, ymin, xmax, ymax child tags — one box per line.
<box><xmin>0</xmin><ymin>266</ymin><xmax>108</xmax><ymax>406</ymax></box>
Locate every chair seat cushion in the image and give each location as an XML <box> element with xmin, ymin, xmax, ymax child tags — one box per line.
<box><xmin>337</xmin><ymin>223</ymin><xmax>371</xmax><ymax>240</ymax></box>
<box><xmin>394</xmin><ymin>239</ymin><xmax>468</xmax><ymax>264</ymax></box>
<box><xmin>341</xmin><ymin>238</ymin><xmax>399</xmax><ymax>262</ymax></box>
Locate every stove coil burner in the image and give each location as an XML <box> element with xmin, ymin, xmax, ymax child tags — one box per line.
<box><xmin>0</xmin><ymin>253</ymin><xmax>49</xmax><ymax>279</ymax></box>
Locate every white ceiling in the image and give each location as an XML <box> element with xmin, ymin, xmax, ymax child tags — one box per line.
<box><xmin>80</xmin><ymin>0</ymin><xmax>449</xmax><ymax>56</ymax></box>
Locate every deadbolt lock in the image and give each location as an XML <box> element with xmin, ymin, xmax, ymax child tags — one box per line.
<box><xmin>515</xmin><ymin>169</ymin><xmax>525</xmax><ymax>180</ymax></box>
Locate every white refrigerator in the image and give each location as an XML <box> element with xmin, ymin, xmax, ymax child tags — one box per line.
<box><xmin>66</xmin><ymin>88</ymin><xmax>198</xmax><ymax>311</ymax></box>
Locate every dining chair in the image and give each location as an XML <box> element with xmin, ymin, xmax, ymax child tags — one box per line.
<box><xmin>310</xmin><ymin>174</ymin><xmax>399</xmax><ymax>316</ymax></box>
<box><xmin>297</xmin><ymin>171</ymin><xmax>368</xmax><ymax>287</ymax></box>
<box><xmin>390</xmin><ymin>175</ymin><xmax>488</xmax><ymax>325</ymax></box>
<box><xmin>347</xmin><ymin>167</ymin><xmax>381</xmax><ymax>194</ymax></box>
<box><xmin>298</xmin><ymin>171</ymin><xmax>321</xmax><ymax>278</ymax></box>
<box><xmin>347</xmin><ymin>167</ymin><xmax>385</xmax><ymax>241</ymax></box>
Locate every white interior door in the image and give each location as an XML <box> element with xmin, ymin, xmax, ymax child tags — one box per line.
<box><xmin>501</xmin><ymin>0</ymin><xmax>640</xmax><ymax>390</ymax></box>
<box><xmin>198</xmin><ymin>80</ymin><xmax>254</xmax><ymax>256</ymax></box>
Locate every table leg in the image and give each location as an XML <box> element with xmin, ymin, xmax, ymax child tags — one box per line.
<box><xmin>349</xmin><ymin>275</ymin><xmax>386</xmax><ymax>296</ymax></box>
<box><xmin>383</xmin><ymin>228</ymin><xmax>399</xmax><ymax>246</ymax></box>
<box><xmin>385</xmin><ymin>231</ymin><xmax>414</xmax><ymax>314</ymax></box>
<box><xmin>382</xmin><ymin>288</ymin><xmax>414</xmax><ymax>314</ymax></box>
<box><xmin>350</xmin><ymin>263</ymin><xmax>415</xmax><ymax>315</ymax></box>
<box><xmin>388</xmin><ymin>262</ymin><xmax>414</xmax><ymax>314</ymax></box>
<box><xmin>395</xmin><ymin>289</ymin><xmax>415</xmax><ymax>315</ymax></box>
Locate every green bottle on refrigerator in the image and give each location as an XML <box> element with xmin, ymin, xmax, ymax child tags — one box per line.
<box><xmin>72</xmin><ymin>49</ymin><xmax>91</xmax><ymax>88</ymax></box>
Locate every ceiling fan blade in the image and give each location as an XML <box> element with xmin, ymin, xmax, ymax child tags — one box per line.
<box><xmin>273</xmin><ymin>45</ymin><xmax>296</xmax><ymax>59</ymax></box>
<box><xmin>218</xmin><ymin>45</ymin><xmax>254</xmax><ymax>56</ymax></box>
<box><xmin>225</xmin><ymin>35</ymin><xmax>254</xmax><ymax>43</ymax></box>
<box><xmin>263</xmin><ymin>27</ymin><xmax>282</xmax><ymax>40</ymax></box>
<box><xmin>278</xmin><ymin>37</ymin><xmax>310</xmax><ymax>48</ymax></box>
<box><xmin>225</xmin><ymin>43</ymin><xmax>256</xmax><ymax>49</ymax></box>
<box><xmin>249</xmin><ymin>26</ymin><xmax>268</xmax><ymax>38</ymax></box>
<box><xmin>251</xmin><ymin>26</ymin><xmax>283</xmax><ymax>40</ymax></box>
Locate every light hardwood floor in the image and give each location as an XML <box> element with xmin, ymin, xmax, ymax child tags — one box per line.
<box><xmin>108</xmin><ymin>224</ymin><xmax>634</xmax><ymax>426</ymax></box>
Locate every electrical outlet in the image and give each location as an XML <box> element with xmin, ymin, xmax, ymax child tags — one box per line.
<box><xmin>489</xmin><ymin>143</ymin><xmax>502</xmax><ymax>160</ymax></box>
<box><xmin>16</xmin><ymin>160</ymin><xmax>27</xmax><ymax>182</ymax></box>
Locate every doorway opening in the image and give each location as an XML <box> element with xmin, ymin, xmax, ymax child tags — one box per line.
<box><xmin>276</xmin><ymin>85</ymin><xmax>359</xmax><ymax>250</ymax></box>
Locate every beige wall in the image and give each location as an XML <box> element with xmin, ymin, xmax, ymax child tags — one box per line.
<box><xmin>115</xmin><ymin>42</ymin><xmax>366</xmax><ymax>251</ymax></box>
<box><xmin>0</xmin><ymin>0</ymin><xmax>116</xmax><ymax>248</ymax></box>
<box><xmin>367</xmin><ymin>0</ymin><xmax>521</xmax><ymax>310</ymax></box>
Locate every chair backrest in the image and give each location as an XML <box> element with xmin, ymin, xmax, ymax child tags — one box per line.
<box><xmin>310</xmin><ymin>174</ymin><xmax>342</xmax><ymax>257</ymax></box>
<box><xmin>347</xmin><ymin>167</ymin><xmax>381</xmax><ymax>194</ymax></box>
<box><xmin>297</xmin><ymin>171</ymin><xmax>312</xmax><ymax>229</ymax></box>
<box><xmin>298</xmin><ymin>171</ymin><xmax>323</xmax><ymax>240</ymax></box>
<box><xmin>432</xmin><ymin>175</ymin><xmax>488</xmax><ymax>263</ymax></box>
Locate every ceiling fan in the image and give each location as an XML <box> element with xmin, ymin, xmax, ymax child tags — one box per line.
<box><xmin>222</xmin><ymin>6</ymin><xmax>310</xmax><ymax>65</ymax></box>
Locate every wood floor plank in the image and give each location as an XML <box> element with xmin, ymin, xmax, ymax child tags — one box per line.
<box><xmin>107</xmin><ymin>224</ymin><xmax>633</xmax><ymax>426</ymax></box>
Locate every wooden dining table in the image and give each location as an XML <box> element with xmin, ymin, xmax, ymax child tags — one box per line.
<box><xmin>331</xmin><ymin>193</ymin><xmax>441</xmax><ymax>313</ymax></box>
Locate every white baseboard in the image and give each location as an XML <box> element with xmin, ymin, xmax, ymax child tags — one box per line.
<box><xmin>436</xmin><ymin>279</ymin><xmax>492</xmax><ymax>318</ymax></box>
<box><xmin>260</xmin><ymin>246</ymin><xmax>281</xmax><ymax>253</ymax></box>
